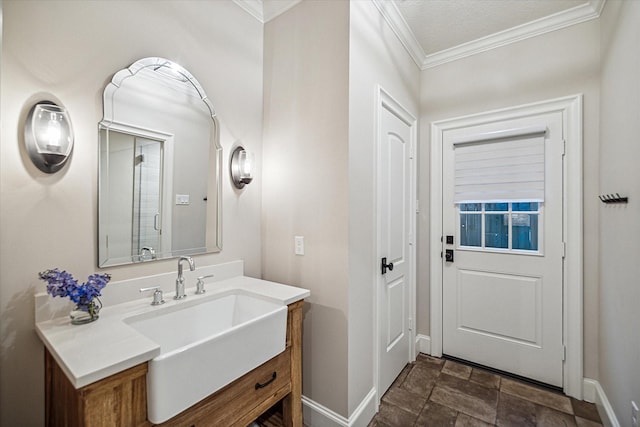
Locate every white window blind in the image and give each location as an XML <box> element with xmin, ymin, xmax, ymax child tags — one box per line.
<box><xmin>453</xmin><ymin>126</ymin><xmax>547</xmax><ymax>203</ymax></box>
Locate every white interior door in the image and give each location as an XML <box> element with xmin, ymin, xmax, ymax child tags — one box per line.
<box><xmin>377</xmin><ymin>93</ymin><xmax>415</xmax><ymax>396</ymax></box>
<box><xmin>441</xmin><ymin>112</ymin><xmax>564</xmax><ymax>387</ymax></box>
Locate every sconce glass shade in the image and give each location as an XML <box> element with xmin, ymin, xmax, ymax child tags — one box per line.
<box><xmin>25</xmin><ymin>101</ymin><xmax>74</xmax><ymax>173</ymax></box>
<box><xmin>230</xmin><ymin>146</ymin><xmax>254</xmax><ymax>189</ymax></box>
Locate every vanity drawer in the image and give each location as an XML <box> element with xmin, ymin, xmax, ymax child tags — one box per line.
<box><xmin>159</xmin><ymin>348</ymin><xmax>291</xmax><ymax>427</ymax></box>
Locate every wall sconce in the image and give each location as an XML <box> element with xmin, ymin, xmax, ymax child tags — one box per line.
<box><xmin>230</xmin><ymin>146</ymin><xmax>254</xmax><ymax>189</ymax></box>
<box><xmin>24</xmin><ymin>101</ymin><xmax>74</xmax><ymax>173</ymax></box>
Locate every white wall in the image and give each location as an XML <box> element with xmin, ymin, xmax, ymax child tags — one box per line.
<box><xmin>599</xmin><ymin>0</ymin><xmax>640</xmax><ymax>424</ymax></box>
<box><xmin>348</xmin><ymin>0</ymin><xmax>420</xmax><ymax>416</ymax></box>
<box><xmin>419</xmin><ymin>19</ymin><xmax>601</xmax><ymax>381</ymax></box>
<box><xmin>262</xmin><ymin>0</ymin><xmax>350</xmax><ymax>418</ymax></box>
<box><xmin>0</xmin><ymin>1</ymin><xmax>263</xmax><ymax>424</ymax></box>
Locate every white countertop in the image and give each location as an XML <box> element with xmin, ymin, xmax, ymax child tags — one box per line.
<box><xmin>35</xmin><ymin>275</ymin><xmax>309</xmax><ymax>389</ymax></box>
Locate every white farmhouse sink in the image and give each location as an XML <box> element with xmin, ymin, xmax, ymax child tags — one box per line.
<box><xmin>124</xmin><ymin>290</ymin><xmax>287</xmax><ymax>424</ymax></box>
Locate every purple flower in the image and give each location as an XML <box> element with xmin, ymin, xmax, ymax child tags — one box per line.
<box><xmin>39</xmin><ymin>269</ymin><xmax>111</xmax><ymax>312</ymax></box>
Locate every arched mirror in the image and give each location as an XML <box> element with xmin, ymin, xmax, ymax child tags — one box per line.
<box><xmin>98</xmin><ymin>57</ymin><xmax>222</xmax><ymax>267</ymax></box>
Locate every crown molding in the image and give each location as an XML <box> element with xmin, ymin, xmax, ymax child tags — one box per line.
<box><xmin>374</xmin><ymin>0</ymin><xmax>606</xmax><ymax>70</ymax></box>
<box><xmin>233</xmin><ymin>0</ymin><xmax>263</xmax><ymax>22</ymax></box>
<box><xmin>263</xmin><ymin>0</ymin><xmax>301</xmax><ymax>22</ymax></box>
<box><xmin>422</xmin><ymin>0</ymin><xmax>606</xmax><ymax>68</ymax></box>
<box><xmin>233</xmin><ymin>0</ymin><xmax>301</xmax><ymax>23</ymax></box>
<box><xmin>371</xmin><ymin>0</ymin><xmax>426</xmax><ymax>68</ymax></box>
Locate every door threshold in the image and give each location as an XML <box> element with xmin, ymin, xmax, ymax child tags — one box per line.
<box><xmin>442</xmin><ymin>354</ymin><xmax>563</xmax><ymax>394</ymax></box>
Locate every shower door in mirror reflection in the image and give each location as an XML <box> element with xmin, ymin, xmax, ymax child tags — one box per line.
<box><xmin>100</xmin><ymin>130</ymin><xmax>168</xmax><ymax>262</ymax></box>
<box><xmin>98</xmin><ymin>57</ymin><xmax>222</xmax><ymax>267</ymax></box>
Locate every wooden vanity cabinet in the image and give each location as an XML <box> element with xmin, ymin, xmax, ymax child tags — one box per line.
<box><xmin>44</xmin><ymin>354</ymin><xmax>149</xmax><ymax>427</ymax></box>
<box><xmin>45</xmin><ymin>300</ymin><xmax>304</xmax><ymax>427</ymax></box>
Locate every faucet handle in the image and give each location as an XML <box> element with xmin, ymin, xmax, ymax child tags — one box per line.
<box><xmin>195</xmin><ymin>275</ymin><xmax>214</xmax><ymax>295</ymax></box>
<box><xmin>140</xmin><ymin>286</ymin><xmax>165</xmax><ymax>306</ymax></box>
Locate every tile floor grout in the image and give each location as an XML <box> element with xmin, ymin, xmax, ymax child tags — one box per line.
<box><xmin>254</xmin><ymin>353</ymin><xmax>602</xmax><ymax>427</ymax></box>
<box><xmin>369</xmin><ymin>354</ymin><xmax>602</xmax><ymax>427</ymax></box>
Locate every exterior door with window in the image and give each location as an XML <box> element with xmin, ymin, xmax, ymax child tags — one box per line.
<box><xmin>442</xmin><ymin>112</ymin><xmax>564</xmax><ymax>387</ymax></box>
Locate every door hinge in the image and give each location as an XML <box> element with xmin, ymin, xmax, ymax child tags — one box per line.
<box><xmin>562</xmin><ymin>242</ymin><xmax>566</xmax><ymax>259</ymax></box>
<box><xmin>562</xmin><ymin>345</ymin><xmax>567</xmax><ymax>361</ymax></box>
<box><xmin>562</xmin><ymin>139</ymin><xmax>566</xmax><ymax>156</ymax></box>
<box><xmin>416</xmin><ymin>199</ymin><xmax>420</xmax><ymax>214</ymax></box>
<box><xmin>408</xmin><ymin>317</ymin><xmax>413</xmax><ymax>331</ymax></box>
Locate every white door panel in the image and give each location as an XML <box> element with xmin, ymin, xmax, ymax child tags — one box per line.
<box><xmin>386</xmin><ymin>278</ymin><xmax>406</xmax><ymax>351</ymax></box>
<box><xmin>457</xmin><ymin>269</ymin><xmax>541</xmax><ymax>345</ymax></box>
<box><xmin>442</xmin><ymin>112</ymin><xmax>564</xmax><ymax>387</ymax></box>
<box><xmin>378</xmin><ymin>96</ymin><xmax>414</xmax><ymax>396</ymax></box>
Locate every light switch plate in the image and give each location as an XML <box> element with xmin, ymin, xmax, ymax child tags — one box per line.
<box><xmin>175</xmin><ymin>194</ymin><xmax>190</xmax><ymax>205</ymax></box>
<box><xmin>294</xmin><ymin>236</ymin><xmax>304</xmax><ymax>255</ymax></box>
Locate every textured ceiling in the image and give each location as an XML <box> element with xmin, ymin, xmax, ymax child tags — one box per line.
<box><xmin>393</xmin><ymin>0</ymin><xmax>590</xmax><ymax>55</ymax></box>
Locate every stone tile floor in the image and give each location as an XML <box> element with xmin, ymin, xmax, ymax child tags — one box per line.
<box><xmin>370</xmin><ymin>354</ymin><xmax>602</xmax><ymax>427</ymax></box>
<box><xmin>254</xmin><ymin>354</ymin><xmax>602</xmax><ymax>427</ymax></box>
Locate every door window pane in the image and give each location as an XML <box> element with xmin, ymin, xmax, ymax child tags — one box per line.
<box><xmin>460</xmin><ymin>203</ymin><xmax>482</xmax><ymax>211</ymax></box>
<box><xmin>512</xmin><ymin>214</ymin><xmax>539</xmax><ymax>250</ymax></box>
<box><xmin>513</xmin><ymin>202</ymin><xmax>539</xmax><ymax>211</ymax></box>
<box><xmin>457</xmin><ymin>201</ymin><xmax>540</xmax><ymax>253</ymax></box>
<box><xmin>485</xmin><ymin>214</ymin><xmax>508</xmax><ymax>248</ymax></box>
<box><xmin>485</xmin><ymin>202</ymin><xmax>508</xmax><ymax>211</ymax></box>
<box><xmin>460</xmin><ymin>214</ymin><xmax>481</xmax><ymax>247</ymax></box>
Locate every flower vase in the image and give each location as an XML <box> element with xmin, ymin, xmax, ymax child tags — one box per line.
<box><xmin>70</xmin><ymin>298</ymin><xmax>102</xmax><ymax>325</ymax></box>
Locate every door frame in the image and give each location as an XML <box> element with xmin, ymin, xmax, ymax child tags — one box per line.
<box><xmin>374</xmin><ymin>86</ymin><xmax>418</xmax><ymax>404</ymax></box>
<box><xmin>429</xmin><ymin>95</ymin><xmax>584</xmax><ymax>399</ymax></box>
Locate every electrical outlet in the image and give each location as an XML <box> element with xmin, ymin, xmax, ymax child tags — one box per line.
<box><xmin>632</xmin><ymin>401</ymin><xmax>639</xmax><ymax>427</ymax></box>
<box><xmin>294</xmin><ymin>236</ymin><xmax>304</xmax><ymax>256</ymax></box>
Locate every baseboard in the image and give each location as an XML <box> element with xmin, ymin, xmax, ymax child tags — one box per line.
<box><xmin>302</xmin><ymin>397</ymin><xmax>346</xmax><ymax>427</ymax></box>
<box><xmin>583</xmin><ymin>378</ymin><xmax>620</xmax><ymax>427</ymax></box>
<box><xmin>302</xmin><ymin>388</ymin><xmax>377</xmax><ymax>427</ymax></box>
<box><xmin>348</xmin><ymin>388</ymin><xmax>377</xmax><ymax>427</ymax></box>
<box><xmin>416</xmin><ymin>334</ymin><xmax>431</xmax><ymax>355</ymax></box>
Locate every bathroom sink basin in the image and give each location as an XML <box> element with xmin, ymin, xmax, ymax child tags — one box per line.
<box><xmin>124</xmin><ymin>290</ymin><xmax>287</xmax><ymax>424</ymax></box>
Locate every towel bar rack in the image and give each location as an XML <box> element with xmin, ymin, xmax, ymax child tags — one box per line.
<box><xmin>599</xmin><ymin>193</ymin><xmax>628</xmax><ymax>204</ymax></box>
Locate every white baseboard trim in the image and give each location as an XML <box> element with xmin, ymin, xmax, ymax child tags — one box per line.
<box><xmin>416</xmin><ymin>334</ymin><xmax>431</xmax><ymax>355</ymax></box>
<box><xmin>583</xmin><ymin>378</ymin><xmax>620</xmax><ymax>427</ymax></box>
<box><xmin>302</xmin><ymin>397</ymin><xmax>346</xmax><ymax>427</ymax></box>
<box><xmin>302</xmin><ymin>388</ymin><xmax>377</xmax><ymax>427</ymax></box>
<box><xmin>348</xmin><ymin>388</ymin><xmax>378</xmax><ymax>427</ymax></box>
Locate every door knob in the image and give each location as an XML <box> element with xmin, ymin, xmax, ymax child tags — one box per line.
<box><xmin>445</xmin><ymin>249</ymin><xmax>454</xmax><ymax>262</ymax></box>
<box><xmin>381</xmin><ymin>257</ymin><xmax>394</xmax><ymax>274</ymax></box>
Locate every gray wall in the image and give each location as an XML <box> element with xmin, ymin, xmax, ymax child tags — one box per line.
<box><xmin>262</xmin><ymin>1</ymin><xmax>421</xmax><ymax>419</ymax></box>
<box><xmin>599</xmin><ymin>0</ymin><xmax>640</xmax><ymax>424</ymax></box>
<box><xmin>419</xmin><ymin>18</ymin><xmax>601</xmax><ymax>381</ymax></box>
<box><xmin>262</xmin><ymin>0</ymin><xmax>351</xmax><ymax>417</ymax></box>
<box><xmin>3</xmin><ymin>1</ymin><xmax>639</xmax><ymax>425</ymax></box>
<box><xmin>0</xmin><ymin>1</ymin><xmax>264</xmax><ymax>424</ymax></box>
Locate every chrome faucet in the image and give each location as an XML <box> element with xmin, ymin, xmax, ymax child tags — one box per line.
<box><xmin>140</xmin><ymin>246</ymin><xmax>156</xmax><ymax>261</ymax></box>
<box><xmin>175</xmin><ymin>256</ymin><xmax>195</xmax><ymax>299</ymax></box>
<box><xmin>195</xmin><ymin>274</ymin><xmax>214</xmax><ymax>295</ymax></box>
